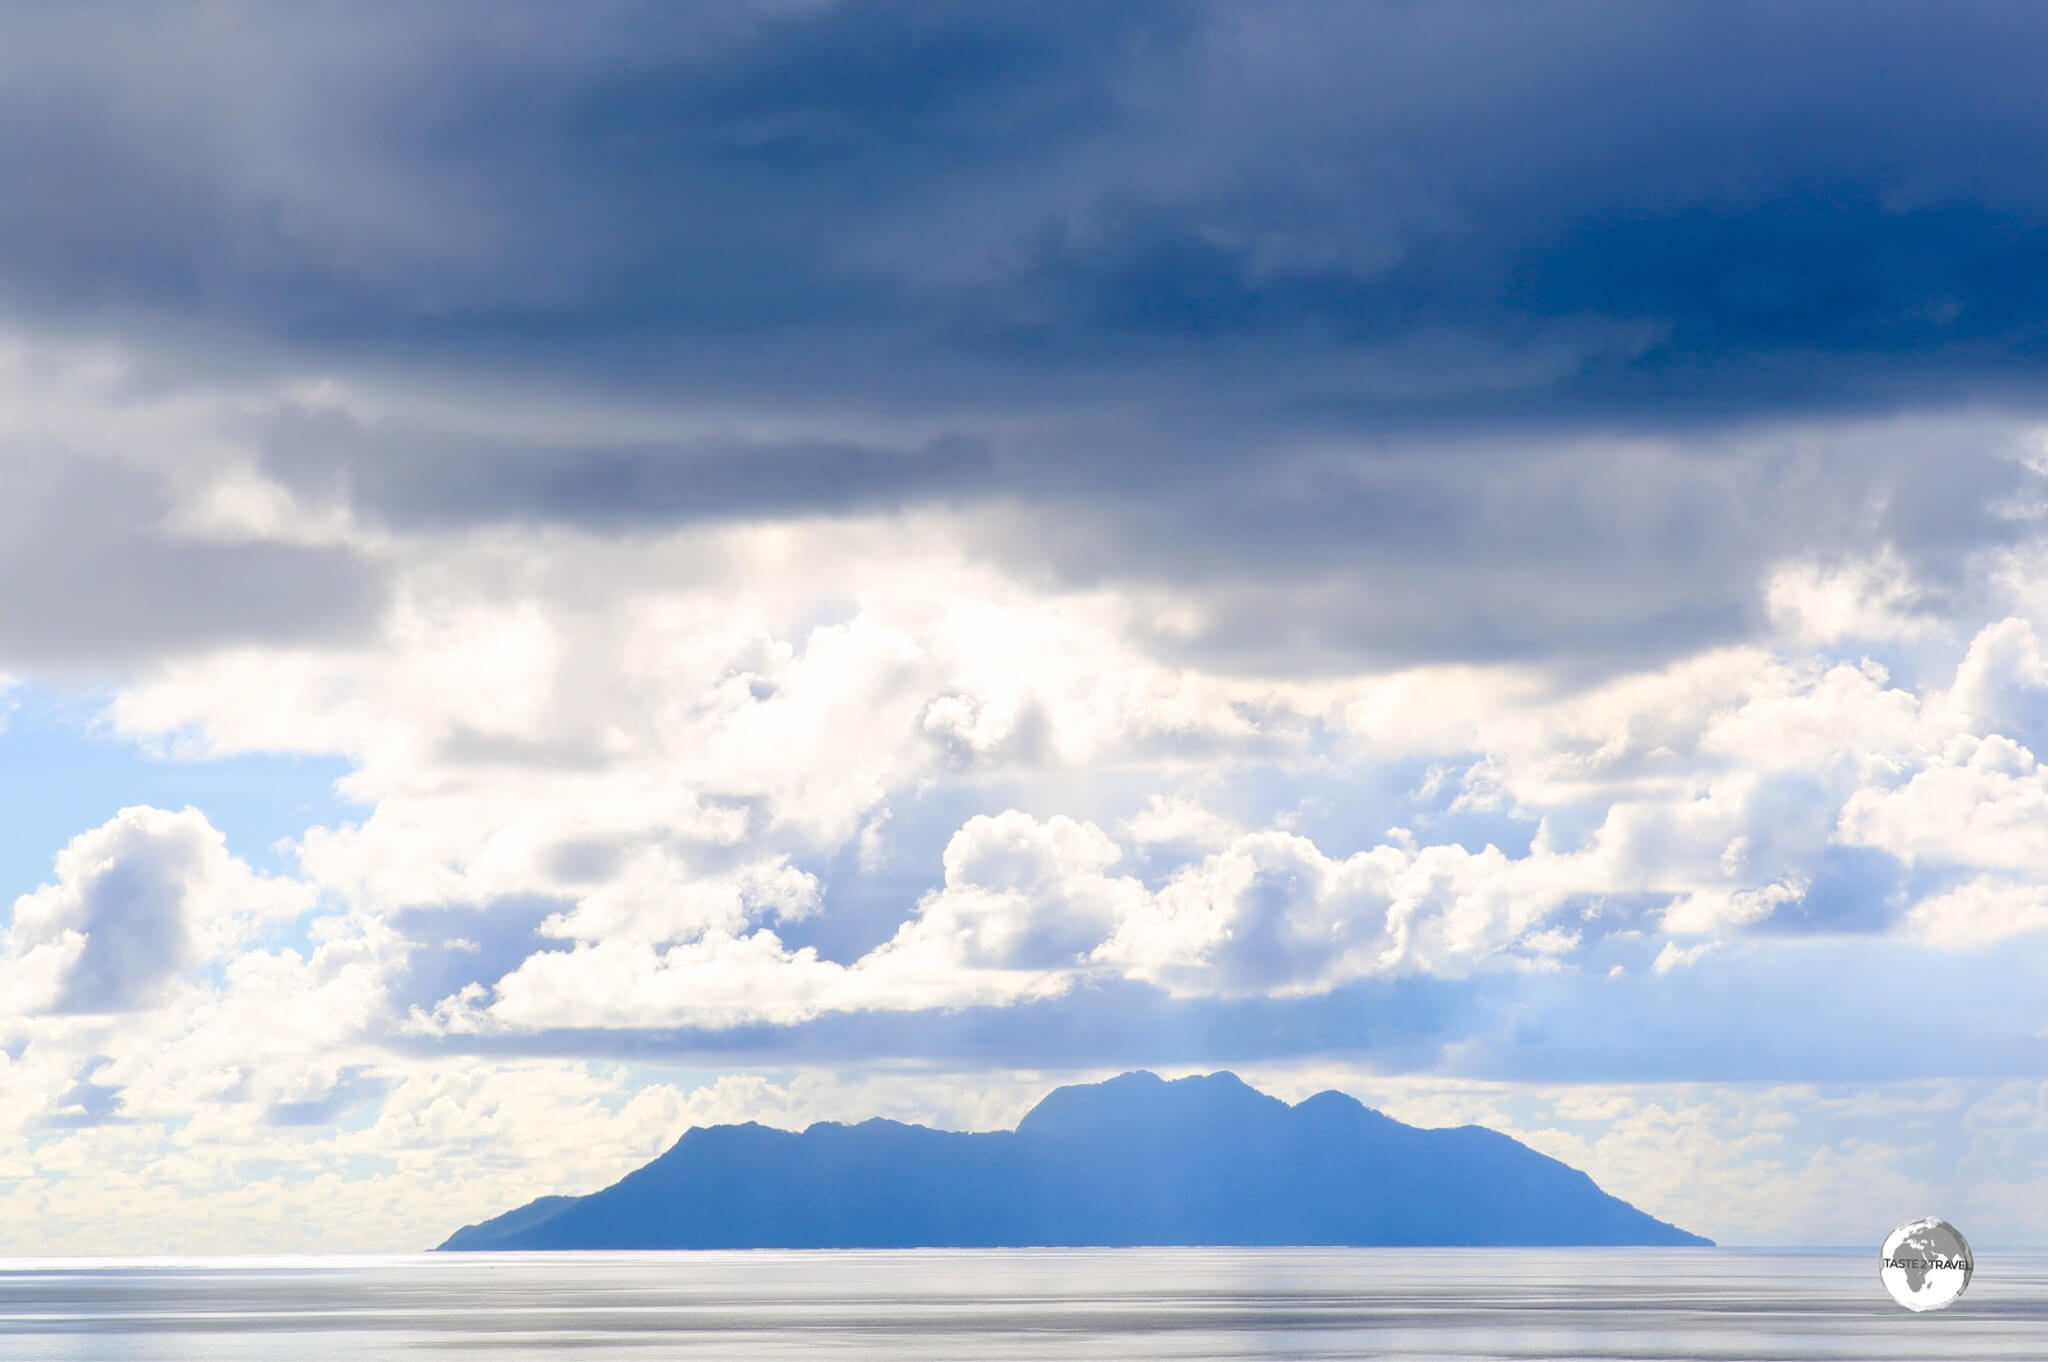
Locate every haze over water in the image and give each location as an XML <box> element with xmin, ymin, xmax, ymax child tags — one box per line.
<box><xmin>4</xmin><ymin>1249</ymin><xmax>2046</xmax><ymax>1361</ymax></box>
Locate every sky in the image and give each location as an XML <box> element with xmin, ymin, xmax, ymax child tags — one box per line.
<box><xmin>6</xmin><ymin>0</ymin><xmax>2048</xmax><ymax>1253</ymax></box>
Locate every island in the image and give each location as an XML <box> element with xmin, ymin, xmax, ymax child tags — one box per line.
<box><xmin>439</xmin><ymin>1070</ymin><xmax>1712</xmax><ymax>1250</ymax></box>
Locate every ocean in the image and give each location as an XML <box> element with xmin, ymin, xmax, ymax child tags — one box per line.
<box><xmin>2</xmin><ymin>1247</ymin><xmax>2043</xmax><ymax>1360</ymax></box>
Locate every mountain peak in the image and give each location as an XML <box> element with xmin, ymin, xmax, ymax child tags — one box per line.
<box><xmin>1016</xmin><ymin>1069</ymin><xmax>1283</xmax><ymax>1137</ymax></box>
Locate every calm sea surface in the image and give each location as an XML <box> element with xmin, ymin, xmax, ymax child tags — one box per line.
<box><xmin>3</xmin><ymin>1248</ymin><xmax>2045</xmax><ymax>1361</ymax></box>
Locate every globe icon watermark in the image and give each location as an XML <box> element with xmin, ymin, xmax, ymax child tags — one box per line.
<box><xmin>1878</xmin><ymin>1217</ymin><xmax>1973</xmax><ymax>1312</ymax></box>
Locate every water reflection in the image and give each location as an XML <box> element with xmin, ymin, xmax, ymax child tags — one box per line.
<box><xmin>1</xmin><ymin>1248</ymin><xmax>2043</xmax><ymax>1361</ymax></box>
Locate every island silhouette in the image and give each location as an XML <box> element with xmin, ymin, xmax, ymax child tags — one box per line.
<box><xmin>439</xmin><ymin>1070</ymin><xmax>1712</xmax><ymax>1250</ymax></box>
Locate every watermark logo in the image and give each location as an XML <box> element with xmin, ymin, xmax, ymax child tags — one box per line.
<box><xmin>1878</xmin><ymin>1217</ymin><xmax>1973</xmax><ymax>1312</ymax></box>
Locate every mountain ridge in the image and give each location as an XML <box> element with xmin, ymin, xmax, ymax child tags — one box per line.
<box><xmin>439</xmin><ymin>1070</ymin><xmax>1712</xmax><ymax>1250</ymax></box>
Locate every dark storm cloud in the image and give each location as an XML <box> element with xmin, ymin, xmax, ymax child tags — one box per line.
<box><xmin>13</xmin><ymin>1</ymin><xmax>2048</xmax><ymax>416</ymax></box>
<box><xmin>11</xmin><ymin>1</ymin><xmax>2048</xmax><ymax>665</ymax></box>
<box><xmin>972</xmin><ymin>417</ymin><xmax>2036</xmax><ymax>672</ymax></box>
<box><xmin>0</xmin><ymin>1</ymin><xmax>1196</xmax><ymax>357</ymax></box>
<box><xmin>257</xmin><ymin>405</ymin><xmax>992</xmax><ymax>530</ymax></box>
<box><xmin>0</xmin><ymin>447</ymin><xmax>385</xmax><ymax>671</ymax></box>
